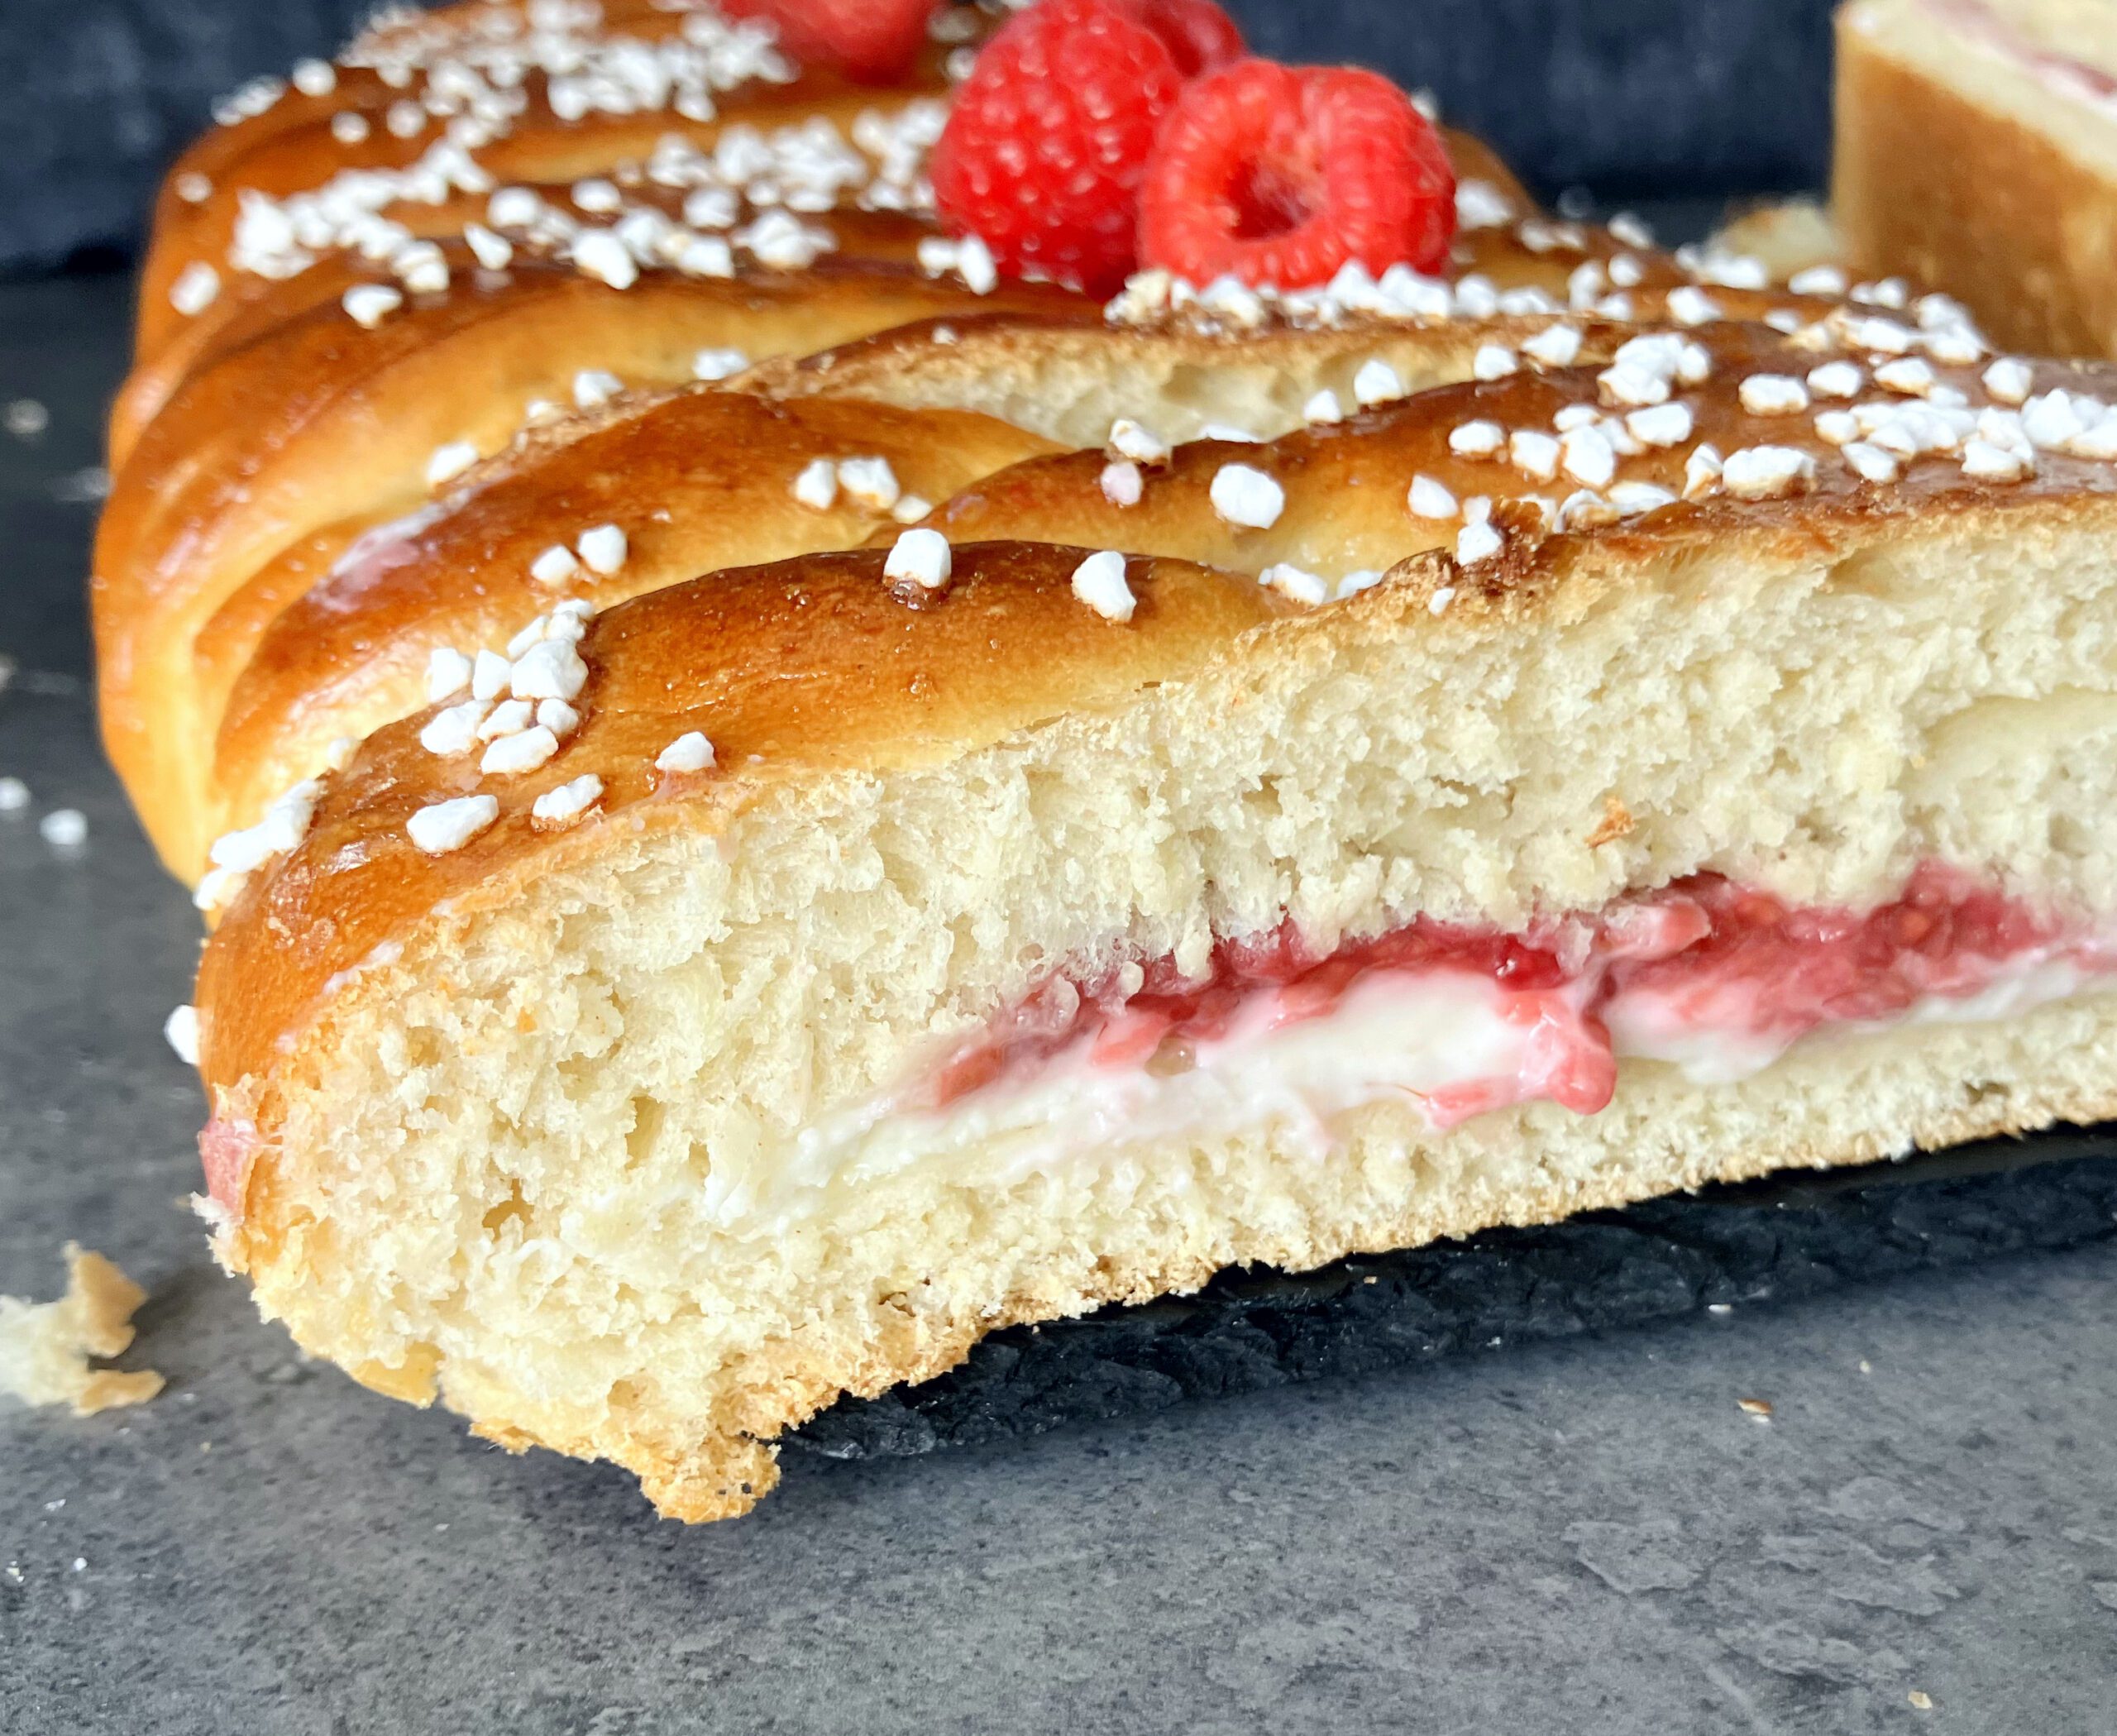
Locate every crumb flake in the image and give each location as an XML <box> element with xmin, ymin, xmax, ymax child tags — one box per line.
<box><xmin>0</xmin><ymin>1246</ymin><xmax>163</xmax><ymax>1415</ymax></box>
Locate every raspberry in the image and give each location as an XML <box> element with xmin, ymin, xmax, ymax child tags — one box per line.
<box><xmin>1138</xmin><ymin>59</ymin><xmax>1457</xmax><ymax>290</ymax></box>
<box><xmin>931</xmin><ymin>0</ymin><xmax>1245</xmax><ymax>296</ymax></box>
<box><xmin>720</xmin><ymin>0</ymin><xmax>939</xmax><ymax>84</ymax></box>
<box><xmin>1137</xmin><ymin>0</ymin><xmax>1249</xmax><ymax>74</ymax></box>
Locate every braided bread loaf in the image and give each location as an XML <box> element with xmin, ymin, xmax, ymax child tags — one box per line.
<box><xmin>112</xmin><ymin>2</ymin><xmax>2117</xmax><ymax>1519</ymax></box>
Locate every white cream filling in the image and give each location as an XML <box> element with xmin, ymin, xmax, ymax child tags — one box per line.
<box><xmin>700</xmin><ymin>938</ymin><xmax>2115</xmax><ymax>1234</ymax></box>
<box><xmin>1604</xmin><ymin>942</ymin><xmax>2113</xmax><ymax>1083</ymax></box>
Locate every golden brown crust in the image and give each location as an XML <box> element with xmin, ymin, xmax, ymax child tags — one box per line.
<box><xmin>919</xmin><ymin>324</ymin><xmax>2117</xmax><ymax>566</ymax></box>
<box><xmin>207</xmin><ymin>390</ymin><xmax>1058</xmax><ymax>852</ymax></box>
<box><xmin>95</xmin><ymin>259</ymin><xmax>1079</xmax><ymax>875</ymax></box>
<box><xmin>1835</xmin><ymin>2</ymin><xmax>2117</xmax><ymax>356</ymax></box>
<box><xmin>117</xmin><ymin>208</ymin><xmax>954</xmax><ymax>467</ymax></box>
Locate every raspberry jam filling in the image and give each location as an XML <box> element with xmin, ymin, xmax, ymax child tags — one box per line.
<box><xmin>917</xmin><ymin>864</ymin><xmax>2109</xmax><ymax>1135</ymax></box>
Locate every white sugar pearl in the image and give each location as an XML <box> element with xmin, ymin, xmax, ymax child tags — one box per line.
<box><xmin>463</xmin><ymin>224</ymin><xmax>513</xmax><ymax>270</ymax></box>
<box><xmin>1738</xmin><ymin>375</ymin><xmax>1809</xmax><ymax>416</ymax></box>
<box><xmin>1070</xmin><ymin>550</ymin><xmax>1135</xmax><ymax>621</ymax></box>
<box><xmin>480</xmin><ymin>725</ymin><xmax>559</xmax><ymax>776</ymax></box>
<box><xmin>1448</xmin><ymin>419</ymin><xmax>1505</xmax><ymax>457</ymax></box>
<box><xmin>571</xmin><ymin>230</ymin><xmax>637</xmax><ymax>289</ymax></box>
<box><xmin>531</xmin><ymin>544</ymin><xmax>580</xmax><ymax>587</ymax></box>
<box><xmin>657</xmin><ymin>731</ymin><xmax>715</xmax><ymax>773</ymax></box>
<box><xmin>425</xmin><ymin>648</ymin><xmax>472</xmax><ymax>702</ymax></box>
<box><xmin>572</xmin><ymin>368</ymin><xmax>623</xmax><ymax>409</ymax></box>
<box><xmin>1108</xmin><ymin>418</ymin><xmax>1170</xmax><ymax>464</ymax></box>
<box><xmin>1626</xmin><ymin>402</ymin><xmax>1693</xmax><ymax>447</ymax></box>
<box><xmin>471</xmin><ymin>649</ymin><xmax>511</xmax><ymax>701</ymax></box>
<box><xmin>576</xmin><ymin>523</ymin><xmax>627</xmax><ymax>576</ymax></box>
<box><xmin>692</xmin><ymin>347</ymin><xmax>749</xmax><ymax>381</ymax></box>
<box><xmin>1407</xmin><ymin>475</ymin><xmax>1459</xmax><ymax>519</ymax></box>
<box><xmin>792</xmin><ymin>457</ymin><xmax>838</xmax><ymax>509</ymax></box>
<box><xmin>509</xmin><ymin>638</ymin><xmax>588</xmax><ymax>701</ymax></box>
<box><xmin>407</xmin><ymin>794</ymin><xmax>499</xmax><ymax>854</ymax></box>
<box><xmin>1521</xmin><ymin>324</ymin><xmax>1581</xmax><ymax>367</ymax></box>
<box><xmin>425</xmin><ymin>441</ymin><xmax>478</xmax><ymax>488</ymax></box>
<box><xmin>1100</xmin><ymin>459</ymin><xmax>1143</xmax><ymax>506</ymax></box>
<box><xmin>1355</xmin><ymin>359</ymin><xmax>1407</xmax><ymax>404</ymax></box>
<box><xmin>170</xmin><ymin>262</ymin><xmax>220</xmax><ymax>316</ymax></box>
<box><xmin>1455</xmin><ymin>521</ymin><xmax>1503</xmax><ymax>565</ymax></box>
<box><xmin>1208</xmin><ymin>463</ymin><xmax>1284</xmax><ymax>529</ymax></box>
<box><xmin>342</xmin><ymin>284</ymin><xmax>403</xmax><ymax>328</ymax></box>
<box><xmin>1721</xmin><ymin>445</ymin><xmax>1816</xmax><ymax>498</ymax></box>
<box><xmin>884</xmin><ymin>527</ymin><xmax>951</xmax><ymax>589</ymax></box>
<box><xmin>532</xmin><ymin>774</ymin><xmax>603</xmax><ymax>825</ymax></box>
<box><xmin>836</xmin><ymin>457</ymin><xmax>901</xmax><ymax>513</ymax></box>
<box><xmin>421</xmin><ymin>699</ymin><xmax>488</xmax><ymax>757</ymax></box>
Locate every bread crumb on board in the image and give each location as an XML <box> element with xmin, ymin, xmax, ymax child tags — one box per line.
<box><xmin>0</xmin><ymin>1245</ymin><xmax>164</xmax><ymax>1414</ymax></box>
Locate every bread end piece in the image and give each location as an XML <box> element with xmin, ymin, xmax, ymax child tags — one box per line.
<box><xmin>1835</xmin><ymin>0</ymin><xmax>2117</xmax><ymax>357</ymax></box>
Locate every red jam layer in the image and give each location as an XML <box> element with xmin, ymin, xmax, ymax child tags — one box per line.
<box><xmin>924</xmin><ymin>863</ymin><xmax>2083</xmax><ymax>1119</ymax></box>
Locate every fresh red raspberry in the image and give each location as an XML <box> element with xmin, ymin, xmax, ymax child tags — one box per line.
<box><xmin>1138</xmin><ymin>0</ymin><xmax>1249</xmax><ymax>74</ymax></box>
<box><xmin>1138</xmin><ymin>59</ymin><xmax>1457</xmax><ymax>290</ymax></box>
<box><xmin>720</xmin><ymin>0</ymin><xmax>939</xmax><ymax>84</ymax></box>
<box><xmin>931</xmin><ymin>0</ymin><xmax>1246</xmax><ymax>295</ymax></box>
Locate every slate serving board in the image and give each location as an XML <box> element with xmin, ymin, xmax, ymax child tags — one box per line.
<box><xmin>794</xmin><ymin>1134</ymin><xmax>2117</xmax><ymax>1460</ymax></box>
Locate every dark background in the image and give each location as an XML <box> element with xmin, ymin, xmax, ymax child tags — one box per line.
<box><xmin>0</xmin><ymin>0</ymin><xmax>1839</xmax><ymax>276</ymax></box>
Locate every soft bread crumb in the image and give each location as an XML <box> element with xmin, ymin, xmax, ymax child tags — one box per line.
<box><xmin>0</xmin><ymin>1245</ymin><xmax>163</xmax><ymax>1414</ymax></box>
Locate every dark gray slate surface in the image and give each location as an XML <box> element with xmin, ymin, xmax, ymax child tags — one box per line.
<box><xmin>0</xmin><ymin>0</ymin><xmax>1837</xmax><ymax>275</ymax></box>
<box><xmin>7</xmin><ymin>272</ymin><xmax>2117</xmax><ymax>1732</ymax></box>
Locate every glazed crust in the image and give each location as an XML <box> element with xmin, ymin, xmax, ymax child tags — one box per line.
<box><xmin>94</xmin><ymin>258</ymin><xmax>1082</xmax><ymax>874</ymax></box>
<box><xmin>204</xmin><ymin>391</ymin><xmax>1060</xmax><ymax>839</ymax></box>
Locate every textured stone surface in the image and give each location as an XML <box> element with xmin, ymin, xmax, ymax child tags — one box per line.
<box><xmin>795</xmin><ymin>1141</ymin><xmax>2117</xmax><ymax>1462</ymax></box>
<box><xmin>0</xmin><ymin>0</ymin><xmax>1837</xmax><ymax>273</ymax></box>
<box><xmin>7</xmin><ymin>274</ymin><xmax>2117</xmax><ymax>1732</ymax></box>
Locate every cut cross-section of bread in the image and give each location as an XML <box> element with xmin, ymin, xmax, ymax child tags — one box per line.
<box><xmin>190</xmin><ymin>352</ymin><xmax>2117</xmax><ymax>1514</ymax></box>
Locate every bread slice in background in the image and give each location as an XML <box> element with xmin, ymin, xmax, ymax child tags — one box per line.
<box><xmin>1837</xmin><ymin>0</ymin><xmax>2117</xmax><ymax>356</ymax></box>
